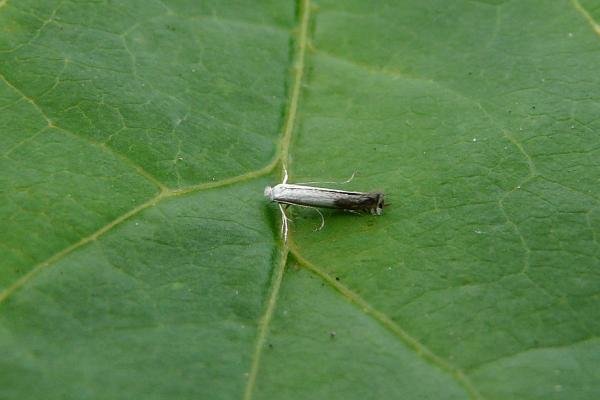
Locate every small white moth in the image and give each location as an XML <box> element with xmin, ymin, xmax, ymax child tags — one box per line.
<box><xmin>264</xmin><ymin>169</ymin><xmax>385</xmax><ymax>241</ymax></box>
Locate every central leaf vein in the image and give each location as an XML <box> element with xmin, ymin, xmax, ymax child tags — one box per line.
<box><xmin>242</xmin><ymin>0</ymin><xmax>312</xmax><ymax>398</ymax></box>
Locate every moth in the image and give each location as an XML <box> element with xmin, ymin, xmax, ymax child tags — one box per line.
<box><xmin>264</xmin><ymin>169</ymin><xmax>385</xmax><ymax>241</ymax></box>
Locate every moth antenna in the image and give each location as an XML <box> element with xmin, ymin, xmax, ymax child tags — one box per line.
<box><xmin>282</xmin><ymin>165</ymin><xmax>289</xmax><ymax>185</ymax></box>
<box><xmin>343</xmin><ymin>171</ymin><xmax>357</xmax><ymax>184</ymax></box>
<box><xmin>294</xmin><ymin>170</ymin><xmax>357</xmax><ymax>186</ymax></box>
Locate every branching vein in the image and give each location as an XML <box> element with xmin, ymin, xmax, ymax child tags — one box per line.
<box><xmin>572</xmin><ymin>0</ymin><xmax>600</xmax><ymax>36</ymax></box>
<box><xmin>242</xmin><ymin>0</ymin><xmax>311</xmax><ymax>398</ymax></box>
<box><xmin>290</xmin><ymin>247</ymin><xmax>484</xmax><ymax>400</ymax></box>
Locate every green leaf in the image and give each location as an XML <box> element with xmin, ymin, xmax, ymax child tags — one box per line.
<box><xmin>1</xmin><ymin>0</ymin><xmax>599</xmax><ymax>399</ymax></box>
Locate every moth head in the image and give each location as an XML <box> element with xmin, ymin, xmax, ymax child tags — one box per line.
<box><xmin>264</xmin><ymin>186</ymin><xmax>274</xmax><ymax>201</ymax></box>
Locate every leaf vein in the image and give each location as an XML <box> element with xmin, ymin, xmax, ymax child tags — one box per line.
<box><xmin>0</xmin><ymin>69</ymin><xmax>170</xmax><ymax>191</ymax></box>
<box><xmin>0</xmin><ymin>194</ymin><xmax>163</xmax><ymax>305</ymax></box>
<box><xmin>0</xmin><ymin>164</ymin><xmax>281</xmax><ymax>305</ymax></box>
<box><xmin>572</xmin><ymin>0</ymin><xmax>600</xmax><ymax>36</ymax></box>
<box><xmin>243</xmin><ymin>0</ymin><xmax>312</xmax><ymax>398</ymax></box>
<box><xmin>0</xmin><ymin>0</ymin><xmax>63</xmax><ymax>54</ymax></box>
<box><xmin>290</xmin><ymin>247</ymin><xmax>484</xmax><ymax>400</ymax></box>
<box><xmin>242</xmin><ymin>248</ymin><xmax>289</xmax><ymax>400</ymax></box>
<box><xmin>466</xmin><ymin>336</ymin><xmax>600</xmax><ymax>372</ymax></box>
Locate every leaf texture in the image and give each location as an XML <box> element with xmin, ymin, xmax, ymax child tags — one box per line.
<box><xmin>1</xmin><ymin>0</ymin><xmax>599</xmax><ymax>399</ymax></box>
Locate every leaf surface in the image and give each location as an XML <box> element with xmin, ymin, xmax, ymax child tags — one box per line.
<box><xmin>1</xmin><ymin>0</ymin><xmax>599</xmax><ymax>399</ymax></box>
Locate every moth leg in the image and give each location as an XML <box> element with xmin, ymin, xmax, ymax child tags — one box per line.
<box><xmin>313</xmin><ymin>207</ymin><xmax>325</xmax><ymax>231</ymax></box>
<box><xmin>281</xmin><ymin>204</ymin><xmax>293</xmax><ymax>220</ymax></box>
<box><xmin>288</xmin><ymin>203</ymin><xmax>326</xmax><ymax>232</ymax></box>
<box><xmin>278</xmin><ymin>203</ymin><xmax>290</xmax><ymax>242</ymax></box>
